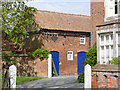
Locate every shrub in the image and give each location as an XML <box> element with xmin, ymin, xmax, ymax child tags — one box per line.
<box><xmin>30</xmin><ymin>48</ymin><xmax>50</xmax><ymax>60</ymax></box>
<box><xmin>77</xmin><ymin>71</ymin><xmax>84</xmax><ymax>83</ymax></box>
<box><xmin>85</xmin><ymin>43</ymin><xmax>97</xmax><ymax>66</ymax></box>
<box><xmin>77</xmin><ymin>43</ymin><xmax>97</xmax><ymax>83</ymax></box>
<box><xmin>109</xmin><ymin>56</ymin><xmax>120</xmax><ymax>64</ymax></box>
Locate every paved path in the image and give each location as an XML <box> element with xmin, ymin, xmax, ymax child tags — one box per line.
<box><xmin>17</xmin><ymin>75</ymin><xmax>84</xmax><ymax>88</ymax></box>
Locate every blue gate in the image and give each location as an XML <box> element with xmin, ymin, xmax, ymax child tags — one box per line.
<box><xmin>51</xmin><ymin>51</ymin><xmax>59</xmax><ymax>75</ymax></box>
<box><xmin>77</xmin><ymin>52</ymin><xmax>87</xmax><ymax>75</ymax></box>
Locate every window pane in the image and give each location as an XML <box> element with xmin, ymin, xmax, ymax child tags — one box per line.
<box><xmin>111</xmin><ymin>45</ymin><xmax>113</xmax><ymax>58</ymax></box>
<box><xmin>106</xmin><ymin>35</ymin><xmax>109</xmax><ymax>44</ymax></box>
<box><xmin>80</xmin><ymin>36</ymin><xmax>85</xmax><ymax>38</ymax></box>
<box><xmin>111</xmin><ymin>34</ymin><xmax>113</xmax><ymax>43</ymax></box>
<box><xmin>118</xmin><ymin>33</ymin><xmax>120</xmax><ymax>44</ymax></box>
<box><xmin>101</xmin><ymin>46</ymin><xmax>104</xmax><ymax>60</ymax></box>
<box><xmin>106</xmin><ymin>46</ymin><xmax>109</xmax><ymax>58</ymax></box>
<box><xmin>118</xmin><ymin>45</ymin><xmax>120</xmax><ymax>57</ymax></box>
<box><xmin>80</xmin><ymin>39</ymin><xmax>84</xmax><ymax>43</ymax></box>
<box><xmin>101</xmin><ymin>36</ymin><xmax>104</xmax><ymax>44</ymax></box>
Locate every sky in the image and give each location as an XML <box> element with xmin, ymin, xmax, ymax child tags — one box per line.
<box><xmin>26</xmin><ymin>0</ymin><xmax>91</xmax><ymax>16</ymax></box>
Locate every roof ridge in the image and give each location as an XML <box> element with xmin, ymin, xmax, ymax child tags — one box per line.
<box><xmin>37</xmin><ymin>10</ymin><xmax>90</xmax><ymax>17</ymax></box>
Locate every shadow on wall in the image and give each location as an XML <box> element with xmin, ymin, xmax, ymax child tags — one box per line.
<box><xmin>23</xmin><ymin>33</ymin><xmax>44</xmax><ymax>52</ymax></box>
<box><xmin>15</xmin><ymin>56</ymin><xmax>48</xmax><ymax>77</ymax></box>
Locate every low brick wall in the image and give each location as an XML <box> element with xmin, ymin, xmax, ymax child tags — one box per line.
<box><xmin>14</xmin><ymin>56</ymin><xmax>48</xmax><ymax>77</ymax></box>
<box><xmin>92</xmin><ymin>64</ymin><xmax>120</xmax><ymax>88</ymax></box>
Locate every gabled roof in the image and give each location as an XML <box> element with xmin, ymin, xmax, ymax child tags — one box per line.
<box><xmin>34</xmin><ymin>10</ymin><xmax>91</xmax><ymax>32</ymax></box>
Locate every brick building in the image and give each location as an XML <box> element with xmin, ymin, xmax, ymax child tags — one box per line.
<box><xmin>24</xmin><ymin>10</ymin><xmax>92</xmax><ymax>75</ymax></box>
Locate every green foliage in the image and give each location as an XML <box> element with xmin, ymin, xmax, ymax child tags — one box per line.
<box><xmin>77</xmin><ymin>71</ymin><xmax>84</xmax><ymax>83</ymax></box>
<box><xmin>85</xmin><ymin>43</ymin><xmax>97</xmax><ymax>66</ymax></box>
<box><xmin>2</xmin><ymin>1</ymin><xmax>37</xmax><ymax>47</ymax></box>
<box><xmin>30</xmin><ymin>48</ymin><xmax>50</xmax><ymax>60</ymax></box>
<box><xmin>2</xmin><ymin>53</ymin><xmax>18</xmax><ymax>64</ymax></box>
<box><xmin>109</xmin><ymin>56</ymin><xmax>120</xmax><ymax>64</ymax></box>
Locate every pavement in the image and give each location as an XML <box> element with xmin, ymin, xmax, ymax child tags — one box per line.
<box><xmin>17</xmin><ymin>75</ymin><xmax>84</xmax><ymax>88</ymax></box>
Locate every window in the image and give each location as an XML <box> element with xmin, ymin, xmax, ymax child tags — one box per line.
<box><xmin>106</xmin><ymin>46</ymin><xmax>109</xmax><ymax>63</ymax></box>
<box><xmin>101</xmin><ymin>46</ymin><xmax>104</xmax><ymax>60</ymax></box>
<box><xmin>100</xmin><ymin>33</ymin><xmax>113</xmax><ymax>64</ymax></box>
<box><xmin>111</xmin><ymin>34</ymin><xmax>113</xmax><ymax>44</ymax></box>
<box><xmin>101</xmin><ymin>46</ymin><xmax>104</xmax><ymax>64</ymax></box>
<box><xmin>67</xmin><ymin>51</ymin><xmax>73</xmax><ymax>61</ymax></box>
<box><xmin>80</xmin><ymin>36</ymin><xmax>85</xmax><ymax>44</ymax></box>
<box><xmin>115</xmin><ymin>0</ymin><xmax>118</xmax><ymax>14</ymax></box>
<box><xmin>111</xmin><ymin>45</ymin><xmax>113</xmax><ymax>59</ymax></box>
<box><xmin>118</xmin><ymin>45</ymin><xmax>120</xmax><ymax>56</ymax></box>
<box><xmin>105</xmin><ymin>0</ymin><xmax>119</xmax><ymax>20</ymax></box>
<box><xmin>106</xmin><ymin>35</ymin><xmax>109</xmax><ymax>44</ymax></box>
<box><xmin>118</xmin><ymin>33</ymin><xmax>120</xmax><ymax>57</ymax></box>
<box><xmin>101</xmin><ymin>35</ymin><xmax>104</xmax><ymax>44</ymax></box>
<box><xmin>118</xmin><ymin>33</ymin><xmax>120</xmax><ymax>44</ymax></box>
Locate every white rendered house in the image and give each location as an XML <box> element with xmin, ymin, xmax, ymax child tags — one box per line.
<box><xmin>96</xmin><ymin>0</ymin><xmax>120</xmax><ymax>64</ymax></box>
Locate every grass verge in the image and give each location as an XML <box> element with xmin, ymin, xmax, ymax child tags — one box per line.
<box><xmin>16</xmin><ymin>76</ymin><xmax>43</xmax><ymax>85</ymax></box>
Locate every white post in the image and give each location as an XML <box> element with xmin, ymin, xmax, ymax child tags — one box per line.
<box><xmin>84</xmin><ymin>64</ymin><xmax>91</xmax><ymax>89</ymax></box>
<box><xmin>9</xmin><ymin>65</ymin><xmax>16</xmax><ymax>88</ymax></box>
<box><xmin>48</xmin><ymin>54</ymin><xmax>52</xmax><ymax>78</ymax></box>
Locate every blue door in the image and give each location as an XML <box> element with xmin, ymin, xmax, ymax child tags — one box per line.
<box><xmin>77</xmin><ymin>52</ymin><xmax>87</xmax><ymax>75</ymax></box>
<box><xmin>51</xmin><ymin>51</ymin><xmax>59</xmax><ymax>75</ymax></box>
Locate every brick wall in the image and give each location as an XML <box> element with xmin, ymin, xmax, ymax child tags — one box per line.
<box><xmin>91</xmin><ymin>0</ymin><xmax>105</xmax><ymax>46</ymax></box>
<box><xmin>92</xmin><ymin>64</ymin><xmax>120</xmax><ymax>88</ymax></box>
<box><xmin>24</xmin><ymin>30</ymin><xmax>90</xmax><ymax>75</ymax></box>
<box><xmin>42</xmin><ymin>31</ymin><xmax>90</xmax><ymax>75</ymax></box>
<box><xmin>13</xmin><ymin>56</ymin><xmax>48</xmax><ymax>77</ymax></box>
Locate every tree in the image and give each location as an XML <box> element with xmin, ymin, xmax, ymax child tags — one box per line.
<box><xmin>85</xmin><ymin>43</ymin><xmax>97</xmax><ymax>66</ymax></box>
<box><xmin>2</xmin><ymin>1</ymin><xmax>37</xmax><ymax>48</ymax></box>
<box><xmin>1</xmin><ymin>1</ymin><xmax>40</xmax><ymax>88</ymax></box>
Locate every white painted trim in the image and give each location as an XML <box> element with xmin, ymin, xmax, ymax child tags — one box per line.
<box><xmin>48</xmin><ymin>54</ymin><xmax>52</xmax><ymax>78</ymax></box>
<box><xmin>84</xmin><ymin>64</ymin><xmax>91</xmax><ymax>88</ymax></box>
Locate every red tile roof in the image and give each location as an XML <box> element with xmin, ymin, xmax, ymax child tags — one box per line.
<box><xmin>34</xmin><ymin>10</ymin><xmax>91</xmax><ymax>32</ymax></box>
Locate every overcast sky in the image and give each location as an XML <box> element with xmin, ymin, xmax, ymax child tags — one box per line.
<box><xmin>26</xmin><ymin>0</ymin><xmax>90</xmax><ymax>16</ymax></box>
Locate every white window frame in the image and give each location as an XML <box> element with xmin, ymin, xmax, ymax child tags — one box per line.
<box><xmin>104</xmin><ymin>0</ymin><xmax>120</xmax><ymax>20</ymax></box>
<box><xmin>67</xmin><ymin>51</ymin><xmax>73</xmax><ymax>61</ymax></box>
<box><xmin>80</xmin><ymin>36</ymin><xmax>86</xmax><ymax>44</ymax></box>
<box><xmin>100</xmin><ymin>33</ymin><xmax>114</xmax><ymax>64</ymax></box>
<box><xmin>116</xmin><ymin>33</ymin><xmax>120</xmax><ymax>57</ymax></box>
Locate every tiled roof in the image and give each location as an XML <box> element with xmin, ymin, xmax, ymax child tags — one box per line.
<box><xmin>34</xmin><ymin>10</ymin><xmax>91</xmax><ymax>32</ymax></box>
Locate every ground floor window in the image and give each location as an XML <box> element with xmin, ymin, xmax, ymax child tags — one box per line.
<box><xmin>67</xmin><ymin>51</ymin><xmax>73</xmax><ymax>61</ymax></box>
<box><xmin>100</xmin><ymin>33</ymin><xmax>113</xmax><ymax>64</ymax></box>
<box><xmin>117</xmin><ymin>33</ymin><xmax>120</xmax><ymax>57</ymax></box>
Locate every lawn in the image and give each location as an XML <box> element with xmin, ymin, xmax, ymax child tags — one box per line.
<box><xmin>16</xmin><ymin>76</ymin><xmax>44</xmax><ymax>85</ymax></box>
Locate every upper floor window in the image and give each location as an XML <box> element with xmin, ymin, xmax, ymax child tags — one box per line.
<box><xmin>104</xmin><ymin>0</ymin><xmax>119</xmax><ymax>20</ymax></box>
<box><xmin>80</xmin><ymin>36</ymin><xmax>85</xmax><ymax>44</ymax></box>
<box><xmin>115</xmin><ymin>0</ymin><xmax>119</xmax><ymax>14</ymax></box>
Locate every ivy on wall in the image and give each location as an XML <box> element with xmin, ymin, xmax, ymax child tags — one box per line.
<box><xmin>29</xmin><ymin>48</ymin><xmax>50</xmax><ymax>60</ymax></box>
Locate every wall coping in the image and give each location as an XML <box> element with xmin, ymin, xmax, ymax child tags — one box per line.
<box><xmin>92</xmin><ymin>64</ymin><xmax>120</xmax><ymax>72</ymax></box>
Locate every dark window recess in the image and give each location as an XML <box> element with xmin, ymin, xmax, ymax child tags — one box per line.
<box><xmin>115</xmin><ymin>0</ymin><xmax>118</xmax><ymax>14</ymax></box>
